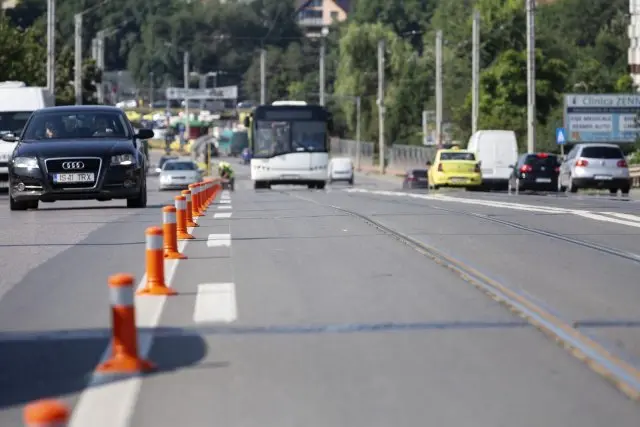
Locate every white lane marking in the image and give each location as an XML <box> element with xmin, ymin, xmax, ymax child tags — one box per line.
<box><xmin>344</xmin><ymin>188</ymin><xmax>640</xmax><ymax>229</ymax></box>
<box><xmin>207</xmin><ymin>233</ymin><xmax>231</xmax><ymax>247</ymax></box>
<box><xmin>217</xmin><ymin>205</ymin><xmax>232</xmax><ymax>210</ymax></box>
<box><xmin>214</xmin><ymin>212</ymin><xmax>232</xmax><ymax>219</ymax></box>
<box><xmin>69</xmin><ymin>224</ymin><xmax>195</xmax><ymax>427</ymax></box>
<box><xmin>600</xmin><ymin>212</ymin><xmax>640</xmax><ymax>223</ymax></box>
<box><xmin>193</xmin><ymin>283</ymin><xmax>237</xmax><ymax>323</ymax></box>
<box><xmin>573</xmin><ymin>211</ymin><xmax>640</xmax><ymax>228</ymax></box>
<box><xmin>221</xmin><ymin>191</ymin><xmax>231</xmax><ymax>199</ymax></box>
<box><xmin>219</xmin><ymin>199</ymin><xmax>231</xmax><ymax>204</ymax></box>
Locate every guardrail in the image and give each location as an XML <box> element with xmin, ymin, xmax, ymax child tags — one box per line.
<box><xmin>630</xmin><ymin>165</ymin><xmax>640</xmax><ymax>187</ymax></box>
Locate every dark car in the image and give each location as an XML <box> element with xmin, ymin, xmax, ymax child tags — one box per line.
<box><xmin>402</xmin><ymin>168</ymin><xmax>429</xmax><ymax>189</ymax></box>
<box><xmin>508</xmin><ymin>152</ymin><xmax>560</xmax><ymax>192</ymax></box>
<box><xmin>154</xmin><ymin>154</ymin><xmax>178</xmax><ymax>175</ymax></box>
<box><xmin>4</xmin><ymin>105</ymin><xmax>153</xmax><ymax>211</ymax></box>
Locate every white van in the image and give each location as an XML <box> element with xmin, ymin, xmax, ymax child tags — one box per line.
<box><xmin>328</xmin><ymin>157</ymin><xmax>354</xmax><ymax>185</ymax></box>
<box><xmin>0</xmin><ymin>83</ymin><xmax>54</xmax><ymax>189</ymax></box>
<box><xmin>467</xmin><ymin>130</ymin><xmax>518</xmax><ymax>190</ymax></box>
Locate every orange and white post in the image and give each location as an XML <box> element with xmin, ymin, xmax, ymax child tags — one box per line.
<box><xmin>24</xmin><ymin>399</ymin><xmax>69</xmax><ymax>427</ymax></box>
<box><xmin>137</xmin><ymin>227</ymin><xmax>178</xmax><ymax>296</ymax></box>
<box><xmin>175</xmin><ymin>195</ymin><xmax>194</xmax><ymax>240</ymax></box>
<box><xmin>189</xmin><ymin>183</ymin><xmax>200</xmax><ymax>219</ymax></box>
<box><xmin>195</xmin><ymin>183</ymin><xmax>205</xmax><ymax>215</ymax></box>
<box><xmin>162</xmin><ymin>205</ymin><xmax>187</xmax><ymax>259</ymax></box>
<box><xmin>181</xmin><ymin>189</ymin><xmax>198</xmax><ymax>227</ymax></box>
<box><xmin>96</xmin><ymin>273</ymin><xmax>156</xmax><ymax>373</ymax></box>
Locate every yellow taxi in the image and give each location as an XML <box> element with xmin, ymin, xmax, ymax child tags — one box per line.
<box><xmin>428</xmin><ymin>147</ymin><xmax>482</xmax><ymax>190</ymax></box>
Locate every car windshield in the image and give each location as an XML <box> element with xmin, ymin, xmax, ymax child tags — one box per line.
<box><xmin>159</xmin><ymin>157</ymin><xmax>177</xmax><ymax>168</ymax></box>
<box><xmin>0</xmin><ymin>111</ymin><xmax>33</xmax><ymax>136</ymax></box>
<box><xmin>411</xmin><ymin>169</ymin><xmax>427</xmax><ymax>177</ymax></box>
<box><xmin>254</xmin><ymin>121</ymin><xmax>291</xmax><ymax>156</ymax></box>
<box><xmin>581</xmin><ymin>146</ymin><xmax>623</xmax><ymax>159</ymax></box>
<box><xmin>163</xmin><ymin>161</ymin><xmax>196</xmax><ymax>171</ymax></box>
<box><xmin>440</xmin><ymin>152</ymin><xmax>475</xmax><ymax>161</ymax></box>
<box><xmin>524</xmin><ymin>155</ymin><xmax>559</xmax><ymax>166</ymax></box>
<box><xmin>22</xmin><ymin>110</ymin><xmax>131</xmax><ymax>140</ymax></box>
<box><xmin>254</xmin><ymin>120</ymin><xmax>327</xmax><ymax>156</ymax></box>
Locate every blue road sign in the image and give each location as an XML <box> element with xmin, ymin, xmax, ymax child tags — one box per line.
<box><xmin>556</xmin><ymin>127</ymin><xmax>567</xmax><ymax>145</ymax></box>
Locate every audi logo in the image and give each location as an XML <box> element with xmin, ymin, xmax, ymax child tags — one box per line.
<box><xmin>62</xmin><ymin>161</ymin><xmax>85</xmax><ymax>170</ymax></box>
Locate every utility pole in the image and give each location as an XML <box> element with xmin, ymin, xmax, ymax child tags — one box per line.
<box><xmin>74</xmin><ymin>13</ymin><xmax>82</xmax><ymax>105</ymax></box>
<box><xmin>260</xmin><ymin>48</ymin><xmax>266</xmax><ymax>104</ymax></box>
<box><xmin>319</xmin><ymin>30</ymin><xmax>326</xmax><ymax>105</ymax></box>
<box><xmin>472</xmin><ymin>10</ymin><xmax>480</xmax><ymax>134</ymax></box>
<box><xmin>149</xmin><ymin>71</ymin><xmax>154</xmax><ymax>106</ymax></box>
<box><xmin>435</xmin><ymin>30</ymin><xmax>443</xmax><ymax>147</ymax></box>
<box><xmin>46</xmin><ymin>0</ymin><xmax>56</xmax><ymax>99</ymax></box>
<box><xmin>96</xmin><ymin>31</ymin><xmax>105</xmax><ymax>104</ymax></box>
<box><xmin>422</xmin><ymin>110</ymin><xmax>428</xmax><ymax>145</ymax></box>
<box><xmin>526</xmin><ymin>0</ymin><xmax>536</xmax><ymax>153</ymax></box>
<box><xmin>377</xmin><ymin>39</ymin><xmax>385</xmax><ymax>175</ymax></box>
<box><xmin>183</xmin><ymin>51</ymin><xmax>190</xmax><ymax>140</ymax></box>
<box><xmin>355</xmin><ymin>96</ymin><xmax>361</xmax><ymax>170</ymax></box>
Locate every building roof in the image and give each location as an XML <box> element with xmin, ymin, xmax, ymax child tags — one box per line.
<box><xmin>295</xmin><ymin>0</ymin><xmax>351</xmax><ymax>13</ymax></box>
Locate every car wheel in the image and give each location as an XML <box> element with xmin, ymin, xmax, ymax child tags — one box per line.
<box><xmin>27</xmin><ymin>200</ymin><xmax>39</xmax><ymax>210</ymax></box>
<box><xmin>348</xmin><ymin>178</ymin><xmax>354</xmax><ymax>186</ymax></box>
<box><xmin>609</xmin><ymin>188</ymin><xmax>618</xmax><ymax>195</ymax></box>
<box><xmin>9</xmin><ymin>196</ymin><xmax>29</xmax><ymax>211</ymax></box>
<box><xmin>317</xmin><ymin>182</ymin><xmax>326</xmax><ymax>190</ymax></box>
<box><xmin>621</xmin><ymin>185</ymin><xmax>630</xmax><ymax>196</ymax></box>
<box><xmin>568</xmin><ymin>177</ymin><xmax>578</xmax><ymax>193</ymax></box>
<box><xmin>127</xmin><ymin>179</ymin><xmax>147</xmax><ymax>208</ymax></box>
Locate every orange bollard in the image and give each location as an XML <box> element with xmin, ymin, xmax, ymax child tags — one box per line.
<box><xmin>24</xmin><ymin>399</ymin><xmax>69</xmax><ymax>427</ymax></box>
<box><xmin>137</xmin><ymin>227</ymin><xmax>177</xmax><ymax>296</ymax></box>
<box><xmin>96</xmin><ymin>273</ymin><xmax>156</xmax><ymax>373</ymax></box>
<box><xmin>203</xmin><ymin>181</ymin><xmax>211</xmax><ymax>205</ymax></box>
<box><xmin>189</xmin><ymin>183</ymin><xmax>200</xmax><ymax>219</ymax></box>
<box><xmin>195</xmin><ymin>182</ymin><xmax>206</xmax><ymax>215</ymax></box>
<box><xmin>181</xmin><ymin>190</ymin><xmax>198</xmax><ymax>227</ymax></box>
<box><xmin>162</xmin><ymin>206</ymin><xmax>187</xmax><ymax>259</ymax></box>
<box><xmin>175</xmin><ymin>195</ymin><xmax>194</xmax><ymax>240</ymax></box>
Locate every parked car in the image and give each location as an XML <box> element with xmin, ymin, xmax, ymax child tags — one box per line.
<box><xmin>402</xmin><ymin>168</ymin><xmax>429</xmax><ymax>189</ymax></box>
<box><xmin>508</xmin><ymin>152</ymin><xmax>560</xmax><ymax>192</ymax></box>
<box><xmin>558</xmin><ymin>143</ymin><xmax>630</xmax><ymax>195</ymax></box>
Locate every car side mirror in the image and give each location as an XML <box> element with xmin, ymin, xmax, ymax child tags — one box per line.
<box><xmin>135</xmin><ymin>128</ymin><xmax>154</xmax><ymax>140</ymax></box>
<box><xmin>1</xmin><ymin>133</ymin><xmax>17</xmax><ymax>142</ymax></box>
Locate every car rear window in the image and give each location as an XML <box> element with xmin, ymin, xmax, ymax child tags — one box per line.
<box><xmin>440</xmin><ymin>152</ymin><xmax>475</xmax><ymax>161</ymax></box>
<box><xmin>411</xmin><ymin>169</ymin><xmax>427</xmax><ymax>178</ymax></box>
<box><xmin>581</xmin><ymin>146</ymin><xmax>623</xmax><ymax>159</ymax></box>
<box><xmin>164</xmin><ymin>162</ymin><xmax>196</xmax><ymax>171</ymax></box>
<box><xmin>524</xmin><ymin>155</ymin><xmax>559</xmax><ymax>167</ymax></box>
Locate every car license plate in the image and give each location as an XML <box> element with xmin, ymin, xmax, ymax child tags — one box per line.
<box><xmin>451</xmin><ymin>178</ymin><xmax>466</xmax><ymax>183</ymax></box>
<box><xmin>594</xmin><ymin>175</ymin><xmax>612</xmax><ymax>180</ymax></box>
<box><xmin>535</xmin><ymin>178</ymin><xmax>551</xmax><ymax>183</ymax></box>
<box><xmin>281</xmin><ymin>174</ymin><xmax>299</xmax><ymax>179</ymax></box>
<box><xmin>481</xmin><ymin>168</ymin><xmax>492</xmax><ymax>174</ymax></box>
<box><xmin>54</xmin><ymin>173</ymin><xmax>95</xmax><ymax>183</ymax></box>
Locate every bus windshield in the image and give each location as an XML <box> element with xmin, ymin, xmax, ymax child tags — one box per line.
<box><xmin>254</xmin><ymin>120</ymin><xmax>326</xmax><ymax>157</ymax></box>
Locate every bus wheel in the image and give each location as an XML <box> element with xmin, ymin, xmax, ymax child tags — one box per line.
<box><xmin>316</xmin><ymin>182</ymin><xmax>326</xmax><ymax>190</ymax></box>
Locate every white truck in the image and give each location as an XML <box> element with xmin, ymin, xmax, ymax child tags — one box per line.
<box><xmin>467</xmin><ymin>130</ymin><xmax>519</xmax><ymax>191</ymax></box>
<box><xmin>0</xmin><ymin>82</ymin><xmax>54</xmax><ymax>189</ymax></box>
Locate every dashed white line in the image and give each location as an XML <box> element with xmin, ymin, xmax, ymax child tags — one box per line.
<box><xmin>573</xmin><ymin>211</ymin><xmax>640</xmax><ymax>228</ymax></box>
<box><xmin>218</xmin><ymin>199</ymin><xmax>231</xmax><ymax>204</ymax></box>
<box><xmin>217</xmin><ymin>205</ymin><xmax>232</xmax><ymax>210</ymax></box>
<box><xmin>193</xmin><ymin>282</ymin><xmax>237</xmax><ymax>323</ymax></box>
<box><xmin>206</xmin><ymin>233</ymin><xmax>231</xmax><ymax>247</ymax></box>
<box><xmin>214</xmin><ymin>212</ymin><xmax>232</xmax><ymax>219</ymax></box>
<box><xmin>600</xmin><ymin>212</ymin><xmax>640</xmax><ymax>223</ymax></box>
<box><xmin>69</xmin><ymin>227</ymin><xmax>194</xmax><ymax>427</ymax></box>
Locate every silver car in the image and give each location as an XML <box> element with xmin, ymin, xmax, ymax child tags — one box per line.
<box><xmin>158</xmin><ymin>159</ymin><xmax>203</xmax><ymax>191</ymax></box>
<box><xmin>558</xmin><ymin>143</ymin><xmax>631</xmax><ymax>195</ymax></box>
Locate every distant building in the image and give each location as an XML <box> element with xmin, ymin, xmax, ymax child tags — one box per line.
<box><xmin>295</xmin><ymin>0</ymin><xmax>350</xmax><ymax>37</ymax></box>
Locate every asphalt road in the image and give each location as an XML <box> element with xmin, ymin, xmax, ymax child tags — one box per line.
<box><xmin>0</xmin><ymin>155</ymin><xmax>639</xmax><ymax>426</ymax></box>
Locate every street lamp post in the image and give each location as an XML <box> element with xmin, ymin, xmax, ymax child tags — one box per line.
<box><xmin>320</xmin><ymin>27</ymin><xmax>329</xmax><ymax>106</ymax></box>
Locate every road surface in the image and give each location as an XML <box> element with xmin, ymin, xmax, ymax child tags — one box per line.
<box><xmin>0</xmin><ymin>153</ymin><xmax>638</xmax><ymax>426</ymax></box>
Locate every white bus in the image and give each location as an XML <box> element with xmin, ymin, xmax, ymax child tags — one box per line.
<box><xmin>243</xmin><ymin>102</ymin><xmax>333</xmax><ymax>190</ymax></box>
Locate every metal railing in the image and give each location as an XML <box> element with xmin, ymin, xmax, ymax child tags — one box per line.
<box><xmin>330</xmin><ymin>138</ymin><xmax>437</xmax><ymax>175</ymax></box>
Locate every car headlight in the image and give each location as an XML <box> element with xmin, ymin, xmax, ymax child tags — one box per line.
<box><xmin>13</xmin><ymin>156</ymin><xmax>39</xmax><ymax>169</ymax></box>
<box><xmin>111</xmin><ymin>154</ymin><xmax>135</xmax><ymax>166</ymax></box>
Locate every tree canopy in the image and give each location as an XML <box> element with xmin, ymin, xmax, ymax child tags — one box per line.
<box><xmin>0</xmin><ymin>0</ymin><xmax>632</xmax><ymax>151</ymax></box>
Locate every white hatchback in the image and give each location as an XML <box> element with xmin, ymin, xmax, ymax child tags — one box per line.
<box><xmin>328</xmin><ymin>157</ymin><xmax>354</xmax><ymax>185</ymax></box>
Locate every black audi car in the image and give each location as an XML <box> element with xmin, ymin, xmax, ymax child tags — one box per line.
<box><xmin>3</xmin><ymin>105</ymin><xmax>153</xmax><ymax>211</ymax></box>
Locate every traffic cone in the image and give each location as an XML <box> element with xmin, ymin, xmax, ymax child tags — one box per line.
<box><xmin>96</xmin><ymin>273</ymin><xmax>156</xmax><ymax>373</ymax></box>
<box><xmin>137</xmin><ymin>227</ymin><xmax>178</xmax><ymax>296</ymax></box>
<box><xmin>24</xmin><ymin>399</ymin><xmax>69</xmax><ymax>426</ymax></box>
<box><xmin>181</xmin><ymin>189</ymin><xmax>198</xmax><ymax>227</ymax></box>
<box><xmin>162</xmin><ymin>206</ymin><xmax>186</xmax><ymax>259</ymax></box>
<box><xmin>175</xmin><ymin>195</ymin><xmax>194</xmax><ymax>240</ymax></box>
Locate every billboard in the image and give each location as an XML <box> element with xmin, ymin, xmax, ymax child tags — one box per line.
<box><xmin>166</xmin><ymin>85</ymin><xmax>238</xmax><ymax>100</ymax></box>
<box><xmin>563</xmin><ymin>94</ymin><xmax>640</xmax><ymax>143</ymax></box>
